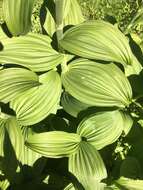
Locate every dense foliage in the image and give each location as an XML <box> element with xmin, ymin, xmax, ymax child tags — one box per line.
<box><xmin>0</xmin><ymin>0</ymin><xmax>143</xmax><ymax>190</ymax></box>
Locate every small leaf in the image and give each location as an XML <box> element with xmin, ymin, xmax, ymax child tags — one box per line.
<box><xmin>60</xmin><ymin>20</ymin><xmax>133</xmax><ymax>66</ymax></box>
<box><xmin>10</xmin><ymin>70</ymin><xmax>61</xmax><ymax>126</ymax></box>
<box><xmin>69</xmin><ymin>142</ymin><xmax>107</xmax><ymax>189</ymax></box>
<box><xmin>0</xmin><ymin>179</ymin><xmax>9</xmax><ymax>190</ymax></box>
<box><xmin>26</xmin><ymin>131</ymin><xmax>81</xmax><ymax>158</ymax></box>
<box><xmin>62</xmin><ymin>59</ymin><xmax>132</xmax><ymax>108</ymax></box>
<box><xmin>0</xmin><ymin>33</ymin><xmax>64</xmax><ymax>72</ymax></box>
<box><xmin>61</xmin><ymin>92</ymin><xmax>89</xmax><ymax>117</ymax></box>
<box><xmin>3</xmin><ymin>0</ymin><xmax>35</xmax><ymax>35</ymax></box>
<box><xmin>77</xmin><ymin>110</ymin><xmax>127</xmax><ymax>150</ymax></box>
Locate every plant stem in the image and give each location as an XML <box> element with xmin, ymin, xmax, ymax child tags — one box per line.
<box><xmin>55</xmin><ymin>0</ymin><xmax>68</xmax><ymax>73</ymax></box>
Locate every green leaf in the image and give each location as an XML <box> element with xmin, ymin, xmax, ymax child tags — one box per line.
<box><xmin>0</xmin><ymin>112</ymin><xmax>23</xmax><ymax>160</ymax></box>
<box><xmin>122</xmin><ymin>112</ymin><xmax>133</xmax><ymax>136</ymax></box>
<box><xmin>0</xmin><ymin>68</ymin><xmax>40</xmax><ymax>103</ymax></box>
<box><xmin>77</xmin><ymin>110</ymin><xmax>128</xmax><ymax>150</ymax></box>
<box><xmin>61</xmin><ymin>92</ymin><xmax>89</xmax><ymax>117</ymax></box>
<box><xmin>3</xmin><ymin>0</ymin><xmax>35</xmax><ymax>35</ymax></box>
<box><xmin>69</xmin><ymin>142</ymin><xmax>107</xmax><ymax>189</ymax></box>
<box><xmin>26</xmin><ymin>131</ymin><xmax>81</xmax><ymax>158</ymax></box>
<box><xmin>60</xmin><ymin>20</ymin><xmax>133</xmax><ymax>66</ymax></box>
<box><xmin>0</xmin><ymin>33</ymin><xmax>64</xmax><ymax>72</ymax></box>
<box><xmin>10</xmin><ymin>70</ymin><xmax>61</xmax><ymax>126</ymax></box>
<box><xmin>115</xmin><ymin>177</ymin><xmax>143</xmax><ymax>190</ymax></box>
<box><xmin>62</xmin><ymin>59</ymin><xmax>132</xmax><ymax>108</ymax></box>
<box><xmin>44</xmin><ymin>0</ymin><xmax>84</xmax><ymax>37</ymax></box>
<box><xmin>0</xmin><ymin>179</ymin><xmax>9</xmax><ymax>190</ymax></box>
<box><xmin>20</xmin><ymin>127</ymin><xmax>46</xmax><ymax>170</ymax></box>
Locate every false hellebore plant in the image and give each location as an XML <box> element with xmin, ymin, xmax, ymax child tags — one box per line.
<box><xmin>0</xmin><ymin>0</ymin><xmax>143</xmax><ymax>190</ymax></box>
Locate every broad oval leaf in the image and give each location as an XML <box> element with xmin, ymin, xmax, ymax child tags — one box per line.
<box><xmin>10</xmin><ymin>70</ymin><xmax>61</xmax><ymax>126</ymax></box>
<box><xmin>62</xmin><ymin>59</ymin><xmax>132</xmax><ymax>108</ymax></box>
<box><xmin>69</xmin><ymin>142</ymin><xmax>107</xmax><ymax>189</ymax></box>
<box><xmin>0</xmin><ymin>68</ymin><xmax>40</xmax><ymax>103</ymax></box>
<box><xmin>77</xmin><ymin>110</ymin><xmax>130</xmax><ymax>150</ymax></box>
<box><xmin>0</xmin><ymin>33</ymin><xmax>64</xmax><ymax>72</ymax></box>
<box><xmin>60</xmin><ymin>20</ymin><xmax>133</xmax><ymax>66</ymax></box>
<box><xmin>0</xmin><ymin>112</ymin><xmax>23</xmax><ymax>159</ymax></box>
<box><xmin>61</xmin><ymin>92</ymin><xmax>89</xmax><ymax>117</ymax></box>
<box><xmin>26</xmin><ymin>131</ymin><xmax>81</xmax><ymax>158</ymax></box>
<box><xmin>3</xmin><ymin>0</ymin><xmax>35</xmax><ymax>35</ymax></box>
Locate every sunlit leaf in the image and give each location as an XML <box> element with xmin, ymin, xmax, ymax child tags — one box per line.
<box><xmin>10</xmin><ymin>70</ymin><xmax>61</xmax><ymax>126</ymax></box>
<box><xmin>69</xmin><ymin>142</ymin><xmax>107</xmax><ymax>189</ymax></box>
<box><xmin>0</xmin><ymin>33</ymin><xmax>64</xmax><ymax>72</ymax></box>
<box><xmin>77</xmin><ymin>110</ymin><xmax>127</xmax><ymax>150</ymax></box>
<box><xmin>61</xmin><ymin>92</ymin><xmax>89</xmax><ymax>117</ymax></box>
<box><xmin>26</xmin><ymin>131</ymin><xmax>81</xmax><ymax>158</ymax></box>
<box><xmin>0</xmin><ymin>179</ymin><xmax>9</xmax><ymax>190</ymax></box>
<box><xmin>60</xmin><ymin>20</ymin><xmax>133</xmax><ymax>66</ymax></box>
<box><xmin>3</xmin><ymin>0</ymin><xmax>35</xmax><ymax>35</ymax></box>
<box><xmin>0</xmin><ymin>68</ymin><xmax>40</xmax><ymax>103</ymax></box>
<box><xmin>62</xmin><ymin>59</ymin><xmax>132</xmax><ymax>108</ymax></box>
<box><xmin>115</xmin><ymin>177</ymin><xmax>143</xmax><ymax>190</ymax></box>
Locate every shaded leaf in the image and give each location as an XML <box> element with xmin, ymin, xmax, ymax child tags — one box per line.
<box><xmin>0</xmin><ymin>33</ymin><xmax>64</xmax><ymax>72</ymax></box>
<box><xmin>60</xmin><ymin>20</ymin><xmax>133</xmax><ymax>66</ymax></box>
<box><xmin>10</xmin><ymin>70</ymin><xmax>61</xmax><ymax>126</ymax></box>
<box><xmin>61</xmin><ymin>92</ymin><xmax>89</xmax><ymax>117</ymax></box>
<box><xmin>62</xmin><ymin>59</ymin><xmax>132</xmax><ymax>108</ymax></box>
<box><xmin>69</xmin><ymin>142</ymin><xmax>107</xmax><ymax>190</ymax></box>
<box><xmin>26</xmin><ymin>131</ymin><xmax>81</xmax><ymax>158</ymax></box>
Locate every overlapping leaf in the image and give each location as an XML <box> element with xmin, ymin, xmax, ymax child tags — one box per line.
<box><xmin>3</xmin><ymin>0</ymin><xmax>35</xmax><ymax>35</ymax></box>
<box><xmin>0</xmin><ymin>68</ymin><xmax>40</xmax><ymax>103</ymax></box>
<box><xmin>69</xmin><ymin>142</ymin><xmax>107</xmax><ymax>189</ymax></box>
<box><xmin>0</xmin><ymin>33</ymin><xmax>64</xmax><ymax>71</ymax></box>
<box><xmin>62</xmin><ymin>59</ymin><xmax>132</xmax><ymax>108</ymax></box>
<box><xmin>61</xmin><ymin>92</ymin><xmax>89</xmax><ymax>117</ymax></box>
<box><xmin>60</xmin><ymin>20</ymin><xmax>133</xmax><ymax>66</ymax></box>
<box><xmin>10</xmin><ymin>70</ymin><xmax>61</xmax><ymax>126</ymax></box>
<box><xmin>77</xmin><ymin>110</ymin><xmax>130</xmax><ymax>150</ymax></box>
<box><xmin>26</xmin><ymin>131</ymin><xmax>81</xmax><ymax>158</ymax></box>
<box><xmin>0</xmin><ymin>112</ymin><xmax>23</xmax><ymax>162</ymax></box>
<box><xmin>44</xmin><ymin>0</ymin><xmax>84</xmax><ymax>37</ymax></box>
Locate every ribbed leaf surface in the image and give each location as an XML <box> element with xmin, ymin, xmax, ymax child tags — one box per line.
<box><xmin>115</xmin><ymin>177</ymin><xmax>143</xmax><ymax>190</ymax></box>
<box><xmin>0</xmin><ymin>68</ymin><xmax>39</xmax><ymax>103</ymax></box>
<box><xmin>122</xmin><ymin>112</ymin><xmax>133</xmax><ymax>136</ymax></box>
<box><xmin>69</xmin><ymin>142</ymin><xmax>107</xmax><ymax>189</ymax></box>
<box><xmin>62</xmin><ymin>59</ymin><xmax>132</xmax><ymax>108</ymax></box>
<box><xmin>60</xmin><ymin>20</ymin><xmax>133</xmax><ymax>66</ymax></box>
<box><xmin>3</xmin><ymin>0</ymin><xmax>35</xmax><ymax>35</ymax></box>
<box><xmin>61</xmin><ymin>92</ymin><xmax>89</xmax><ymax>117</ymax></box>
<box><xmin>0</xmin><ymin>112</ymin><xmax>23</xmax><ymax>160</ymax></box>
<box><xmin>0</xmin><ymin>179</ymin><xmax>9</xmax><ymax>190</ymax></box>
<box><xmin>77</xmin><ymin>110</ymin><xmax>128</xmax><ymax>150</ymax></box>
<box><xmin>26</xmin><ymin>131</ymin><xmax>81</xmax><ymax>158</ymax></box>
<box><xmin>10</xmin><ymin>70</ymin><xmax>61</xmax><ymax>126</ymax></box>
<box><xmin>0</xmin><ymin>33</ymin><xmax>64</xmax><ymax>71</ymax></box>
<box><xmin>20</xmin><ymin>127</ymin><xmax>46</xmax><ymax>169</ymax></box>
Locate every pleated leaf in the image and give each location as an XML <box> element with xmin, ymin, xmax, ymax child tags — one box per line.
<box><xmin>61</xmin><ymin>92</ymin><xmax>89</xmax><ymax>117</ymax></box>
<box><xmin>115</xmin><ymin>177</ymin><xmax>143</xmax><ymax>190</ymax></box>
<box><xmin>0</xmin><ymin>112</ymin><xmax>23</xmax><ymax>161</ymax></box>
<box><xmin>44</xmin><ymin>0</ymin><xmax>84</xmax><ymax>37</ymax></box>
<box><xmin>60</xmin><ymin>20</ymin><xmax>133</xmax><ymax>66</ymax></box>
<box><xmin>122</xmin><ymin>112</ymin><xmax>133</xmax><ymax>136</ymax></box>
<box><xmin>69</xmin><ymin>142</ymin><xmax>107</xmax><ymax>189</ymax></box>
<box><xmin>20</xmin><ymin>127</ymin><xmax>46</xmax><ymax>169</ymax></box>
<box><xmin>3</xmin><ymin>0</ymin><xmax>35</xmax><ymax>36</ymax></box>
<box><xmin>77</xmin><ymin>110</ymin><xmax>129</xmax><ymax>150</ymax></box>
<box><xmin>62</xmin><ymin>59</ymin><xmax>132</xmax><ymax>108</ymax></box>
<box><xmin>0</xmin><ymin>33</ymin><xmax>64</xmax><ymax>72</ymax></box>
<box><xmin>26</xmin><ymin>131</ymin><xmax>81</xmax><ymax>158</ymax></box>
<box><xmin>0</xmin><ymin>68</ymin><xmax>40</xmax><ymax>103</ymax></box>
<box><xmin>10</xmin><ymin>70</ymin><xmax>61</xmax><ymax>126</ymax></box>
<box><xmin>0</xmin><ymin>179</ymin><xmax>9</xmax><ymax>190</ymax></box>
